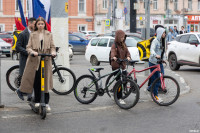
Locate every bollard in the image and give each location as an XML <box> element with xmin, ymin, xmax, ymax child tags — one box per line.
<box><xmin>0</xmin><ymin>54</ymin><xmax>4</xmax><ymax>108</ymax></box>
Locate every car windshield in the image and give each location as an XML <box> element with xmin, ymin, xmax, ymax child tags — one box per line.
<box><xmin>125</xmin><ymin>38</ymin><xmax>138</xmax><ymax>47</ymax></box>
<box><xmin>73</xmin><ymin>33</ymin><xmax>86</xmax><ymax>39</ymax></box>
<box><xmin>89</xmin><ymin>32</ymin><xmax>97</xmax><ymax>35</ymax></box>
<box><xmin>130</xmin><ymin>36</ymin><xmax>143</xmax><ymax>42</ymax></box>
<box><xmin>0</xmin><ymin>34</ymin><xmax>12</xmax><ymax>38</ymax></box>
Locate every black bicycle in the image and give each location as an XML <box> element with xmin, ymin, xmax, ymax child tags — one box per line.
<box><xmin>6</xmin><ymin>55</ymin><xmax>76</xmax><ymax>95</ymax></box>
<box><xmin>74</xmin><ymin>59</ymin><xmax>140</xmax><ymax>109</ymax></box>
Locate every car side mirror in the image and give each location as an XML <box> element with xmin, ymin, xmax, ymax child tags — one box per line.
<box><xmin>189</xmin><ymin>40</ymin><xmax>199</xmax><ymax>47</ymax></box>
<box><xmin>80</xmin><ymin>39</ymin><xmax>84</xmax><ymax>42</ymax></box>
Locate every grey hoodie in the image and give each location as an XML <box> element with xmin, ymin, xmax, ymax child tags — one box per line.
<box><xmin>149</xmin><ymin>27</ymin><xmax>165</xmax><ymax>64</ymax></box>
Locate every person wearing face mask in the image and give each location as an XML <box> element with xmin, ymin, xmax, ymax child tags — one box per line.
<box><xmin>16</xmin><ymin>17</ymin><xmax>56</xmax><ymax>112</ymax></box>
<box><xmin>144</xmin><ymin>27</ymin><xmax>166</xmax><ymax>103</ymax></box>
<box><xmin>16</xmin><ymin>17</ymin><xmax>36</xmax><ymax>102</ymax></box>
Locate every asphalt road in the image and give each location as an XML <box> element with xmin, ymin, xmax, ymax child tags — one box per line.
<box><xmin>0</xmin><ymin>54</ymin><xmax>199</xmax><ymax>133</ymax></box>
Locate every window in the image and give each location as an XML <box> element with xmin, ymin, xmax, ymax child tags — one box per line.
<box><xmin>0</xmin><ymin>24</ymin><xmax>5</xmax><ymax>32</ymax></box>
<box><xmin>179</xmin><ymin>35</ymin><xmax>190</xmax><ymax>43</ymax></box>
<box><xmin>175</xmin><ymin>36</ymin><xmax>181</xmax><ymax>42</ymax></box>
<box><xmin>198</xmin><ymin>0</ymin><xmax>200</xmax><ymax>10</ymax></box>
<box><xmin>174</xmin><ymin>0</ymin><xmax>178</xmax><ymax>11</ymax></box>
<box><xmin>78</xmin><ymin>25</ymin><xmax>87</xmax><ymax>32</ymax></box>
<box><xmin>91</xmin><ymin>39</ymin><xmax>100</xmax><ymax>46</ymax></box>
<box><xmin>0</xmin><ymin>0</ymin><xmax>2</xmax><ymax>11</ymax></box>
<box><xmin>69</xmin><ymin>35</ymin><xmax>80</xmax><ymax>41</ymax></box>
<box><xmin>165</xmin><ymin>0</ymin><xmax>169</xmax><ymax>10</ymax></box>
<box><xmin>125</xmin><ymin>39</ymin><xmax>138</xmax><ymax>47</ymax></box>
<box><xmin>188</xmin><ymin>0</ymin><xmax>192</xmax><ymax>10</ymax></box>
<box><xmin>153</xmin><ymin>0</ymin><xmax>158</xmax><ymax>10</ymax></box>
<box><xmin>109</xmin><ymin>39</ymin><xmax>115</xmax><ymax>47</ymax></box>
<box><xmin>103</xmin><ymin>0</ymin><xmax>108</xmax><ymax>9</ymax></box>
<box><xmin>188</xmin><ymin>35</ymin><xmax>199</xmax><ymax>43</ymax></box>
<box><xmin>97</xmin><ymin>39</ymin><xmax>109</xmax><ymax>47</ymax></box>
<box><xmin>79</xmin><ymin>0</ymin><xmax>85</xmax><ymax>12</ymax></box>
<box><xmin>16</xmin><ymin>0</ymin><xmax>24</xmax><ymax>11</ymax></box>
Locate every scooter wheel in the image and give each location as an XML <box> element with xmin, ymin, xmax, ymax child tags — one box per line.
<box><xmin>40</xmin><ymin>106</ymin><xmax>46</xmax><ymax>119</ymax></box>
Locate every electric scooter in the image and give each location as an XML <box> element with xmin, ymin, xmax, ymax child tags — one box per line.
<box><xmin>29</xmin><ymin>53</ymin><xmax>52</xmax><ymax>119</ymax></box>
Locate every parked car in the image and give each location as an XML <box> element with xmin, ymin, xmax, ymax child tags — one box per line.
<box><xmin>82</xmin><ymin>31</ymin><xmax>98</xmax><ymax>40</ymax></box>
<box><xmin>0</xmin><ymin>38</ymin><xmax>11</xmax><ymax>57</ymax></box>
<box><xmin>0</xmin><ymin>33</ymin><xmax>13</xmax><ymax>44</ymax></box>
<box><xmin>166</xmin><ymin>33</ymin><xmax>200</xmax><ymax>70</ymax></box>
<box><xmin>85</xmin><ymin>36</ymin><xmax>144</xmax><ymax>66</ymax></box>
<box><xmin>69</xmin><ymin>34</ymin><xmax>89</xmax><ymax>52</ymax></box>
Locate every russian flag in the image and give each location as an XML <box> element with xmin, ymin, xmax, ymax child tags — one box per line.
<box><xmin>28</xmin><ymin>0</ymin><xmax>51</xmax><ymax>24</ymax></box>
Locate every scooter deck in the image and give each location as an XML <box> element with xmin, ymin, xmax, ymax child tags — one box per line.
<box><xmin>29</xmin><ymin>102</ymin><xmax>39</xmax><ymax>114</ymax></box>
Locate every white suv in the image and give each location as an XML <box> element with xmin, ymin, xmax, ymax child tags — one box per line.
<box><xmin>167</xmin><ymin>33</ymin><xmax>200</xmax><ymax>70</ymax></box>
<box><xmin>85</xmin><ymin>36</ymin><xmax>143</xmax><ymax>66</ymax></box>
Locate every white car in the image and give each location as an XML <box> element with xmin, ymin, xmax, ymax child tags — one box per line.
<box><xmin>167</xmin><ymin>33</ymin><xmax>200</xmax><ymax>70</ymax></box>
<box><xmin>0</xmin><ymin>38</ymin><xmax>11</xmax><ymax>57</ymax></box>
<box><xmin>85</xmin><ymin>36</ymin><xmax>143</xmax><ymax>66</ymax></box>
<box><xmin>82</xmin><ymin>31</ymin><xmax>98</xmax><ymax>40</ymax></box>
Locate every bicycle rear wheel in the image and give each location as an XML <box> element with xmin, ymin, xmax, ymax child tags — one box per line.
<box><xmin>150</xmin><ymin>76</ymin><xmax>180</xmax><ymax>106</ymax></box>
<box><xmin>6</xmin><ymin>65</ymin><xmax>20</xmax><ymax>91</ymax></box>
<box><xmin>74</xmin><ymin>75</ymin><xmax>98</xmax><ymax>104</ymax></box>
<box><xmin>113</xmin><ymin>79</ymin><xmax>140</xmax><ymax>110</ymax></box>
<box><xmin>52</xmin><ymin>67</ymin><xmax>76</xmax><ymax>95</ymax></box>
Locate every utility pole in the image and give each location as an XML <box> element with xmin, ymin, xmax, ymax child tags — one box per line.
<box><xmin>112</xmin><ymin>0</ymin><xmax>115</xmax><ymax>31</ymax></box>
<box><xmin>130</xmin><ymin>0</ymin><xmax>137</xmax><ymax>32</ymax></box>
<box><xmin>144</xmin><ymin>0</ymin><xmax>150</xmax><ymax>76</ymax></box>
<box><xmin>0</xmin><ymin>54</ymin><xmax>4</xmax><ymax>108</ymax></box>
<box><xmin>51</xmin><ymin>0</ymin><xmax>70</xmax><ymax>92</ymax></box>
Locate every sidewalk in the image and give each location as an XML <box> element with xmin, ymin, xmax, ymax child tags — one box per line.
<box><xmin>0</xmin><ymin>59</ymin><xmax>190</xmax><ymax>119</ymax></box>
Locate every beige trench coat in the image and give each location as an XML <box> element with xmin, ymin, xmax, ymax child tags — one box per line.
<box><xmin>20</xmin><ymin>30</ymin><xmax>56</xmax><ymax>93</ymax></box>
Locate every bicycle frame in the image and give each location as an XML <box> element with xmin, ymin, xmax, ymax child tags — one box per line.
<box><xmin>128</xmin><ymin>63</ymin><xmax>165</xmax><ymax>89</ymax></box>
<box><xmin>88</xmin><ymin>68</ymin><xmax>121</xmax><ymax>92</ymax></box>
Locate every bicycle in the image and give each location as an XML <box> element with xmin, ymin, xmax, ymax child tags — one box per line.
<box><xmin>6</xmin><ymin>50</ymin><xmax>76</xmax><ymax>95</ymax></box>
<box><xmin>74</xmin><ymin>59</ymin><xmax>140</xmax><ymax>109</ymax></box>
<box><xmin>126</xmin><ymin>59</ymin><xmax>180</xmax><ymax>106</ymax></box>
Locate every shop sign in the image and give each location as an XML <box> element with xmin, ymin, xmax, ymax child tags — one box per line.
<box><xmin>187</xmin><ymin>15</ymin><xmax>200</xmax><ymax>22</ymax></box>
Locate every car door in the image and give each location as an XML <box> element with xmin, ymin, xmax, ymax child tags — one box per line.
<box><xmin>69</xmin><ymin>35</ymin><xmax>87</xmax><ymax>52</ymax></box>
<box><xmin>187</xmin><ymin>34</ymin><xmax>200</xmax><ymax>64</ymax></box>
<box><xmin>95</xmin><ymin>38</ymin><xmax>109</xmax><ymax>61</ymax></box>
<box><xmin>177</xmin><ymin>35</ymin><xmax>190</xmax><ymax>62</ymax></box>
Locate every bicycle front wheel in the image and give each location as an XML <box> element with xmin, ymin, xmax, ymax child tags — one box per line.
<box><xmin>150</xmin><ymin>76</ymin><xmax>180</xmax><ymax>106</ymax></box>
<box><xmin>113</xmin><ymin>79</ymin><xmax>140</xmax><ymax>110</ymax></box>
<box><xmin>6</xmin><ymin>65</ymin><xmax>20</xmax><ymax>91</ymax></box>
<box><xmin>52</xmin><ymin>67</ymin><xmax>76</xmax><ymax>95</ymax></box>
<box><xmin>74</xmin><ymin>75</ymin><xmax>98</xmax><ymax>104</ymax></box>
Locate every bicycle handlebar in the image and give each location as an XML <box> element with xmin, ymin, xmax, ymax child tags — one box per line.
<box><xmin>31</xmin><ymin>53</ymin><xmax>52</xmax><ymax>57</ymax></box>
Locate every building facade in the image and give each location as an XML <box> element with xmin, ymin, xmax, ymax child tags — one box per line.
<box><xmin>137</xmin><ymin>0</ymin><xmax>200</xmax><ymax>32</ymax></box>
<box><xmin>68</xmin><ymin>0</ymin><xmax>94</xmax><ymax>32</ymax></box>
<box><xmin>0</xmin><ymin>0</ymin><xmax>28</xmax><ymax>32</ymax></box>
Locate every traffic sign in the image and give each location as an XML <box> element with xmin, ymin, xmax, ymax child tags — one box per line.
<box><xmin>124</xmin><ymin>7</ymin><xmax>127</xmax><ymax>14</ymax></box>
<box><xmin>105</xmin><ymin>19</ymin><xmax>110</xmax><ymax>26</ymax></box>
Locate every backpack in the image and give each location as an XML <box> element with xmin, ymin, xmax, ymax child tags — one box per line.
<box><xmin>137</xmin><ymin>36</ymin><xmax>156</xmax><ymax>61</ymax></box>
<box><xmin>109</xmin><ymin>43</ymin><xmax>117</xmax><ymax>65</ymax></box>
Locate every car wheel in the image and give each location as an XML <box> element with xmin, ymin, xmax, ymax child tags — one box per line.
<box><xmin>6</xmin><ymin>54</ymin><xmax>11</xmax><ymax>57</ymax></box>
<box><xmin>90</xmin><ymin>56</ymin><xmax>100</xmax><ymax>66</ymax></box>
<box><xmin>169</xmin><ymin>54</ymin><xmax>180</xmax><ymax>71</ymax></box>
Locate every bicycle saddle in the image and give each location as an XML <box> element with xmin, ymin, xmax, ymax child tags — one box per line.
<box><xmin>91</xmin><ymin>68</ymin><xmax>104</xmax><ymax>72</ymax></box>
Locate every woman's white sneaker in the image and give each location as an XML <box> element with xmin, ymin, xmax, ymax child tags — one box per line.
<box><xmin>34</xmin><ymin>103</ymin><xmax>40</xmax><ymax>108</ymax></box>
<box><xmin>119</xmin><ymin>99</ymin><xmax>126</xmax><ymax>104</ymax></box>
<box><xmin>46</xmin><ymin>104</ymin><xmax>51</xmax><ymax>112</ymax></box>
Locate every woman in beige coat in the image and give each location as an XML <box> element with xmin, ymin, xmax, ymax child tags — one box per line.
<box><xmin>16</xmin><ymin>17</ymin><xmax>56</xmax><ymax>112</ymax></box>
